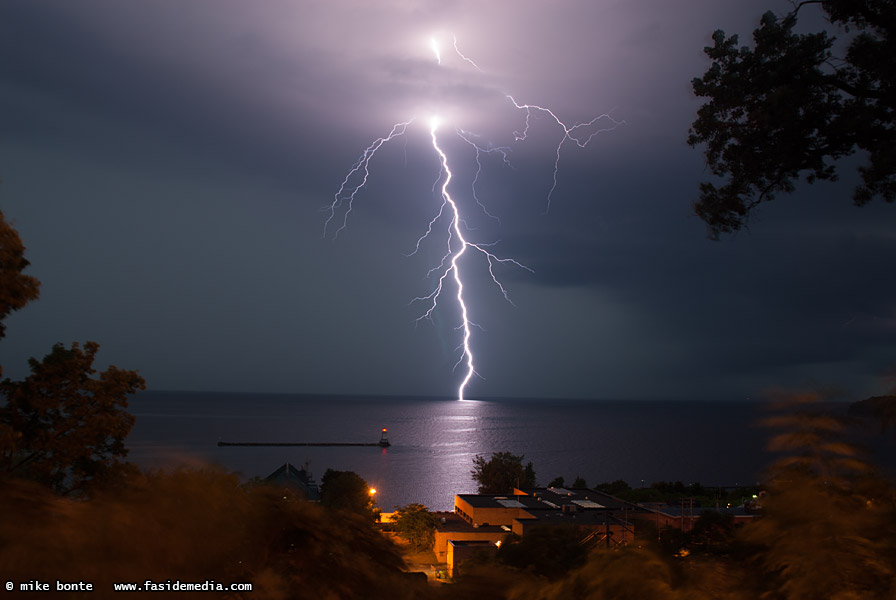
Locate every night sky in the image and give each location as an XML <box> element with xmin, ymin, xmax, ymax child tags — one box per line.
<box><xmin>0</xmin><ymin>0</ymin><xmax>893</xmax><ymax>401</ymax></box>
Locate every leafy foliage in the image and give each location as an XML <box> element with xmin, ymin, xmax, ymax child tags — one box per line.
<box><xmin>320</xmin><ymin>468</ymin><xmax>376</xmax><ymax>519</ymax></box>
<box><xmin>688</xmin><ymin>1</ymin><xmax>895</xmax><ymax>237</ymax></box>
<box><xmin>0</xmin><ymin>208</ymin><xmax>40</xmax><ymax>347</ymax></box>
<box><xmin>392</xmin><ymin>503</ymin><xmax>440</xmax><ymax>551</ymax></box>
<box><xmin>507</xmin><ymin>547</ymin><xmax>687</xmax><ymax>600</ymax></box>
<box><xmin>0</xmin><ymin>341</ymin><xmax>145</xmax><ymax>495</ymax></box>
<box><xmin>471</xmin><ymin>451</ymin><xmax>536</xmax><ymax>494</ymax></box>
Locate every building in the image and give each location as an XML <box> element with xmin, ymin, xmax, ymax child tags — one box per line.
<box><xmin>432</xmin><ymin>512</ymin><xmax>509</xmax><ymax>563</ymax></box>
<box><xmin>452</xmin><ymin>487</ymin><xmax>636</xmax><ymax>550</ymax></box>
<box><xmin>446</xmin><ymin>540</ymin><xmax>500</xmax><ymax>578</ymax></box>
<box><xmin>263</xmin><ymin>462</ymin><xmax>321</xmax><ymax>501</ymax></box>
<box><xmin>632</xmin><ymin>501</ymin><xmax>756</xmax><ymax>532</ymax></box>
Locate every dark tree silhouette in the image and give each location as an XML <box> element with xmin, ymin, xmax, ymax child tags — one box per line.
<box><xmin>0</xmin><ymin>208</ymin><xmax>40</xmax><ymax>346</ymax></box>
<box><xmin>688</xmin><ymin>1</ymin><xmax>895</xmax><ymax>237</ymax></box>
<box><xmin>0</xmin><ymin>342</ymin><xmax>145</xmax><ymax>495</ymax></box>
<box><xmin>320</xmin><ymin>469</ymin><xmax>376</xmax><ymax>519</ymax></box>
<box><xmin>471</xmin><ymin>451</ymin><xmax>536</xmax><ymax>494</ymax></box>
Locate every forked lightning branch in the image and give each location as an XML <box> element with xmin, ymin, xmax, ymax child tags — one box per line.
<box><xmin>323</xmin><ymin>35</ymin><xmax>622</xmax><ymax>400</ymax></box>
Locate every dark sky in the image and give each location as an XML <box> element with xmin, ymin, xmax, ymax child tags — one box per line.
<box><xmin>0</xmin><ymin>0</ymin><xmax>893</xmax><ymax>400</ymax></box>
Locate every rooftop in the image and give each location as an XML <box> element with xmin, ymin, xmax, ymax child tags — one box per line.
<box><xmin>516</xmin><ymin>487</ymin><xmax>638</xmax><ymax>512</ymax></box>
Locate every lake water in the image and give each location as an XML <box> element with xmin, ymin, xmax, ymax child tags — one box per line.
<box><xmin>125</xmin><ymin>392</ymin><xmax>889</xmax><ymax>512</ymax></box>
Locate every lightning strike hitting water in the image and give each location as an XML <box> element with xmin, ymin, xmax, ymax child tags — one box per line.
<box><xmin>324</xmin><ymin>34</ymin><xmax>620</xmax><ymax>400</ymax></box>
<box><xmin>410</xmin><ymin>118</ymin><xmax>532</xmax><ymax>400</ymax></box>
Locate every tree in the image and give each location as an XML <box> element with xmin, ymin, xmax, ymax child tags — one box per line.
<box><xmin>471</xmin><ymin>451</ymin><xmax>536</xmax><ymax>494</ymax></box>
<box><xmin>0</xmin><ymin>342</ymin><xmax>145</xmax><ymax>495</ymax></box>
<box><xmin>392</xmin><ymin>503</ymin><xmax>440</xmax><ymax>551</ymax></box>
<box><xmin>0</xmin><ymin>208</ymin><xmax>40</xmax><ymax>348</ymax></box>
<box><xmin>319</xmin><ymin>469</ymin><xmax>376</xmax><ymax>518</ymax></box>
<box><xmin>594</xmin><ymin>479</ymin><xmax>632</xmax><ymax>496</ymax></box>
<box><xmin>548</xmin><ymin>476</ymin><xmax>565</xmax><ymax>488</ymax></box>
<box><xmin>688</xmin><ymin>1</ymin><xmax>895</xmax><ymax>237</ymax></box>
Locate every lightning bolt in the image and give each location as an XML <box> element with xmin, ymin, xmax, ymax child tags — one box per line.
<box><xmin>452</xmin><ymin>34</ymin><xmax>481</xmax><ymax>71</ymax></box>
<box><xmin>507</xmin><ymin>95</ymin><xmax>625</xmax><ymax>212</ymax></box>
<box><xmin>429</xmin><ymin>37</ymin><xmax>441</xmax><ymax>65</ymax></box>
<box><xmin>324</xmin><ymin>34</ymin><xmax>620</xmax><ymax>400</ymax></box>
<box><xmin>410</xmin><ymin>117</ymin><xmax>532</xmax><ymax>400</ymax></box>
<box><xmin>323</xmin><ymin>120</ymin><xmax>413</xmax><ymax>239</ymax></box>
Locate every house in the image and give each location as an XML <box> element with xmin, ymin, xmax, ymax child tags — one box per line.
<box><xmin>263</xmin><ymin>462</ymin><xmax>321</xmax><ymax>501</ymax></box>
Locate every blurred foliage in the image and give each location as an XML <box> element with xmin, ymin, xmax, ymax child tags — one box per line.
<box><xmin>849</xmin><ymin>394</ymin><xmax>896</xmax><ymax>433</ymax></box>
<box><xmin>471</xmin><ymin>451</ymin><xmax>536</xmax><ymax>494</ymax></box>
<box><xmin>496</xmin><ymin>526</ymin><xmax>588</xmax><ymax>580</ymax></box>
<box><xmin>738</xmin><ymin>390</ymin><xmax>896</xmax><ymax>600</ymax></box>
<box><xmin>0</xmin><ymin>468</ymin><xmax>426</xmax><ymax>600</ymax></box>
<box><xmin>506</xmin><ymin>547</ymin><xmax>690</xmax><ymax>600</ymax></box>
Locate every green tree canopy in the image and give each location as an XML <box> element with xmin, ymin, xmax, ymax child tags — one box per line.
<box><xmin>471</xmin><ymin>451</ymin><xmax>536</xmax><ymax>494</ymax></box>
<box><xmin>688</xmin><ymin>1</ymin><xmax>895</xmax><ymax>237</ymax></box>
<box><xmin>392</xmin><ymin>503</ymin><xmax>440</xmax><ymax>551</ymax></box>
<box><xmin>0</xmin><ymin>341</ymin><xmax>146</xmax><ymax>495</ymax></box>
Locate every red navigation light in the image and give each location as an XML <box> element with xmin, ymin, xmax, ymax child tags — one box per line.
<box><xmin>382</xmin><ymin>428</ymin><xmax>388</xmax><ymax>432</ymax></box>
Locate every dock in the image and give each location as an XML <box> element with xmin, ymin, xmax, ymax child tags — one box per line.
<box><xmin>217</xmin><ymin>428</ymin><xmax>391</xmax><ymax>448</ymax></box>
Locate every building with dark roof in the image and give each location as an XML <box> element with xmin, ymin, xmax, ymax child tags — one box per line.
<box><xmin>263</xmin><ymin>463</ymin><xmax>321</xmax><ymax>501</ymax></box>
<box><xmin>454</xmin><ymin>487</ymin><xmax>635</xmax><ymax>547</ymax></box>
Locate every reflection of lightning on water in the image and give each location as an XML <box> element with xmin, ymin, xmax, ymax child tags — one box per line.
<box><xmin>323</xmin><ymin>34</ymin><xmax>622</xmax><ymax>400</ymax></box>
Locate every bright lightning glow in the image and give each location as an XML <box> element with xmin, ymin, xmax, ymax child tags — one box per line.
<box><xmin>410</xmin><ymin>120</ymin><xmax>532</xmax><ymax>400</ymax></box>
<box><xmin>429</xmin><ymin>37</ymin><xmax>441</xmax><ymax>64</ymax></box>
<box><xmin>324</xmin><ymin>35</ymin><xmax>620</xmax><ymax>400</ymax></box>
